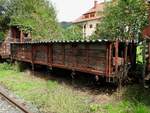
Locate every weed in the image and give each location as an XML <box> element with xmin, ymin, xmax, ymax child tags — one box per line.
<box><xmin>0</xmin><ymin>63</ymin><xmax>150</xmax><ymax>113</ymax></box>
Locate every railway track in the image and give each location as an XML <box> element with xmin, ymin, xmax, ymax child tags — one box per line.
<box><xmin>0</xmin><ymin>91</ymin><xmax>33</xmax><ymax>113</ymax></box>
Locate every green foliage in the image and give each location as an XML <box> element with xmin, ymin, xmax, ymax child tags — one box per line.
<box><xmin>0</xmin><ymin>66</ymin><xmax>90</xmax><ymax>113</ymax></box>
<box><xmin>0</xmin><ymin>0</ymin><xmax>9</xmax><ymax>41</ymax></box>
<box><xmin>0</xmin><ymin>62</ymin><xmax>13</xmax><ymax>70</ymax></box>
<box><xmin>61</xmin><ymin>22</ymin><xmax>71</xmax><ymax>29</ymax></box>
<box><xmin>0</xmin><ymin>31</ymin><xmax>4</xmax><ymax>41</ymax></box>
<box><xmin>0</xmin><ymin>63</ymin><xmax>150</xmax><ymax>113</ymax></box>
<box><xmin>90</xmin><ymin>101</ymin><xmax>150</xmax><ymax>113</ymax></box>
<box><xmin>0</xmin><ymin>0</ymin><xmax>63</xmax><ymax>41</ymax></box>
<box><xmin>90</xmin><ymin>104</ymin><xmax>101</xmax><ymax>112</ymax></box>
<box><xmin>0</xmin><ymin>0</ymin><xmax>83</xmax><ymax>41</ymax></box>
<box><xmin>94</xmin><ymin>0</ymin><xmax>149</xmax><ymax>40</ymax></box>
<box><xmin>62</xmin><ymin>25</ymin><xmax>82</xmax><ymax>40</ymax></box>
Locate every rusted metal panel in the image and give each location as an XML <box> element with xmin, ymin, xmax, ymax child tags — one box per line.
<box><xmin>48</xmin><ymin>44</ymin><xmax>53</xmax><ymax>66</ymax></box>
<box><xmin>33</xmin><ymin>45</ymin><xmax>48</xmax><ymax>64</ymax></box>
<box><xmin>0</xmin><ymin>42</ymin><xmax>10</xmax><ymax>58</ymax></box>
<box><xmin>47</xmin><ymin>44</ymin><xmax>51</xmax><ymax>66</ymax></box>
<box><xmin>75</xmin><ymin>44</ymin><xmax>88</xmax><ymax>68</ymax></box>
<box><xmin>11</xmin><ymin>41</ymin><xmax>125</xmax><ymax>77</ymax></box>
<box><xmin>11</xmin><ymin>39</ymin><xmax>150</xmax><ymax>83</ymax></box>
<box><xmin>50</xmin><ymin>42</ymin><xmax>108</xmax><ymax>75</ymax></box>
<box><xmin>52</xmin><ymin>63</ymin><xmax>104</xmax><ymax>75</ymax></box>
<box><xmin>108</xmin><ymin>43</ymin><xmax>112</xmax><ymax>76</ymax></box>
<box><xmin>64</xmin><ymin>44</ymin><xmax>76</xmax><ymax>67</ymax></box>
<box><xmin>115</xmin><ymin>40</ymin><xmax>119</xmax><ymax>73</ymax></box>
<box><xmin>21</xmin><ymin>44</ymin><xmax>32</xmax><ymax>61</ymax></box>
<box><xmin>147</xmin><ymin>42</ymin><xmax>150</xmax><ymax>72</ymax></box>
<box><xmin>52</xmin><ymin>44</ymin><xmax>64</xmax><ymax>65</ymax></box>
<box><xmin>88</xmin><ymin>43</ymin><xmax>106</xmax><ymax>72</ymax></box>
<box><xmin>105</xmin><ymin>44</ymin><xmax>109</xmax><ymax>76</ymax></box>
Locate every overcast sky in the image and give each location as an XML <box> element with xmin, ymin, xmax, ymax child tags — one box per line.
<box><xmin>50</xmin><ymin>0</ymin><xmax>105</xmax><ymax>22</ymax></box>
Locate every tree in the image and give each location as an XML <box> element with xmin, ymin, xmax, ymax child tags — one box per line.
<box><xmin>62</xmin><ymin>25</ymin><xmax>82</xmax><ymax>40</ymax></box>
<box><xmin>0</xmin><ymin>0</ymin><xmax>9</xmax><ymax>41</ymax></box>
<box><xmin>94</xmin><ymin>0</ymin><xmax>149</xmax><ymax>41</ymax></box>
<box><xmin>0</xmin><ymin>0</ymin><xmax>63</xmax><ymax>41</ymax></box>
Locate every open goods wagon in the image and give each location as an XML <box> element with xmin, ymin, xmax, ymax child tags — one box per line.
<box><xmin>11</xmin><ymin>39</ymin><xmax>137</xmax><ymax>82</ymax></box>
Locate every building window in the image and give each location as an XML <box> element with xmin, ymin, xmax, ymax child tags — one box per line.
<box><xmin>85</xmin><ymin>14</ymin><xmax>89</xmax><ymax>18</ymax></box>
<box><xmin>84</xmin><ymin>24</ymin><xmax>86</xmax><ymax>29</ymax></box>
<box><xmin>90</xmin><ymin>24</ymin><xmax>93</xmax><ymax>28</ymax></box>
<box><xmin>90</xmin><ymin>13</ymin><xmax>95</xmax><ymax>18</ymax></box>
<box><xmin>96</xmin><ymin>23</ymin><xmax>99</xmax><ymax>28</ymax></box>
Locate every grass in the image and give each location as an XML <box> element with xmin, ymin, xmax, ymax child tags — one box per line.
<box><xmin>0</xmin><ymin>63</ymin><xmax>150</xmax><ymax>113</ymax></box>
<box><xmin>90</xmin><ymin>101</ymin><xmax>150</xmax><ymax>113</ymax></box>
<box><xmin>0</xmin><ymin>67</ymin><xmax>90</xmax><ymax>113</ymax></box>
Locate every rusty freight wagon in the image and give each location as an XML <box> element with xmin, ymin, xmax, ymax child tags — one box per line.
<box><xmin>11</xmin><ymin>40</ymin><xmax>136</xmax><ymax>82</ymax></box>
<box><xmin>0</xmin><ymin>26</ymin><xmax>31</xmax><ymax>59</ymax></box>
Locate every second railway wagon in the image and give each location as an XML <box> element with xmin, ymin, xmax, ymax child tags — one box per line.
<box><xmin>11</xmin><ymin>40</ymin><xmax>136</xmax><ymax>82</ymax></box>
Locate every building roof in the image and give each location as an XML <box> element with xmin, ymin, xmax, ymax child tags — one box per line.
<box><xmin>73</xmin><ymin>1</ymin><xmax>105</xmax><ymax>23</ymax></box>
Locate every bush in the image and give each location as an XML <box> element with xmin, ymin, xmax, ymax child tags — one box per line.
<box><xmin>0</xmin><ymin>31</ymin><xmax>5</xmax><ymax>41</ymax></box>
<box><xmin>0</xmin><ymin>62</ymin><xmax>13</xmax><ymax>70</ymax></box>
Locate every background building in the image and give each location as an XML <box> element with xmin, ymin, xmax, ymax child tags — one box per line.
<box><xmin>73</xmin><ymin>1</ymin><xmax>105</xmax><ymax>39</ymax></box>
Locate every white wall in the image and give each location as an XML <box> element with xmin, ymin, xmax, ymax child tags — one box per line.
<box><xmin>82</xmin><ymin>19</ymin><xmax>100</xmax><ymax>39</ymax></box>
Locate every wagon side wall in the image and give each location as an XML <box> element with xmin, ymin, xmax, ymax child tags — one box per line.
<box><xmin>52</xmin><ymin>42</ymin><xmax>108</xmax><ymax>76</ymax></box>
<box><xmin>11</xmin><ymin>43</ymin><xmax>32</xmax><ymax>62</ymax></box>
<box><xmin>11</xmin><ymin>42</ymin><xmax>110</xmax><ymax>77</ymax></box>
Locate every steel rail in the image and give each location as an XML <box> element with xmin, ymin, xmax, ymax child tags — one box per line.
<box><xmin>0</xmin><ymin>91</ymin><xmax>33</xmax><ymax>113</ymax></box>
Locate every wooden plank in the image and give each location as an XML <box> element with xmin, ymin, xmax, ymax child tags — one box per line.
<box><xmin>52</xmin><ymin>64</ymin><xmax>105</xmax><ymax>75</ymax></box>
<box><xmin>148</xmin><ymin>42</ymin><xmax>150</xmax><ymax>71</ymax></box>
<box><xmin>115</xmin><ymin>40</ymin><xmax>119</xmax><ymax>73</ymax></box>
<box><xmin>47</xmin><ymin>44</ymin><xmax>49</xmax><ymax>64</ymax></box>
<box><xmin>105</xmin><ymin>44</ymin><xmax>109</xmax><ymax>76</ymax></box>
<box><xmin>108</xmin><ymin>43</ymin><xmax>112</xmax><ymax>76</ymax></box>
